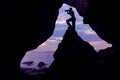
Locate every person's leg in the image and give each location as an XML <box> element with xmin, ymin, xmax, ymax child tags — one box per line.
<box><xmin>72</xmin><ymin>20</ymin><xmax>75</xmax><ymax>27</ymax></box>
<box><xmin>66</xmin><ymin>18</ymin><xmax>72</xmax><ymax>27</ymax></box>
<box><xmin>72</xmin><ymin>19</ymin><xmax>76</xmax><ymax>30</ymax></box>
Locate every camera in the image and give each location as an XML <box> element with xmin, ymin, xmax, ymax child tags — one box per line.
<box><xmin>65</xmin><ymin>10</ymin><xmax>69</xmax><ymax>12</ymax></box>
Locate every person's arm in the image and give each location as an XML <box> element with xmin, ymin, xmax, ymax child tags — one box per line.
<box><xmin>65</xmin><ymin>9</ymin><xmax>69</xmax><ymax>12</ymax></box>
<box><xmin>65</xmin><ymin>9</ymin><xmax>70</xmax><ymax>14</ymax></box>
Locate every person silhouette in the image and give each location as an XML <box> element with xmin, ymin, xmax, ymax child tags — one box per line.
<box><xmin>65</xmin><ymin>7</ymin><xmax>76</xmax><ymax>28</ymax></box>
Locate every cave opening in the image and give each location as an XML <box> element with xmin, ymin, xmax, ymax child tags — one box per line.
<box><xmin>20</xmin><ymin>3</ymin><xmax>112</xmax><ymax>75</ymax></box>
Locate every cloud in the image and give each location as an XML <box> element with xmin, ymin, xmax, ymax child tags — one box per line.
<box><xmin>47</xmin><ymin>39</ymin><xmax>57</xmax><ymax>42</ymax></box>
<box><xmin>37</xmin><ymin>36</ymin><xmax>63</xmax><ymax>52</ymax></box>
<box><xmin>55</xmin><ymin>37</ymin><xmax>63</xmax><ymax>41</ymax></box>
<box><xmin>56</xmin><ymin>20</ymin><xmax>83</xmax><ymax>25</ymax></box>
<box><xmin>84</xmin><ymin>30</ymin><xmax>96</xmax><ymax>35</ymax></box>
<box><xmin>40</xmin><ymin>43</ymin><xmax>47</xmax><ymax>46</ymax></box>
<box><xmin>89</xmin><ymin>41</ymin><xmax>112</xmax><ymax>51</ymax></box>
<box><xmin>76</xmin><ymin>21</ymin><xmax>83</xmax><ymax>25</ymax></box>
<box><xmin>47</xmin><ymin>37</ymin><xmax>63</xmax><ymax>42</ymax></box>
<box><xmin>56</xmin><ymin>20</ymin><xmax>66</xmax><ymax>25</ymax></box>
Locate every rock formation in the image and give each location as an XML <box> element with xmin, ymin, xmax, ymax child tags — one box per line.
<box><xmin>62</xmin><ymin>0</ymin><xmax>88</xmax><ymax>16</ymax></box>
<box><xmin>96</xmin><ymin>46</ymin><xmax>120</xmax><ymax>80</ymax></box>
<box><xmin>0</xmin><ymin>0</ymin><xmax>62</xmax><ymax>80</ymax></box>
<box><xmin>42</xmin><ymin>26</ymin><xmax>96</xmax><ymax>80</ymax></box>
<box><xmin>63</xmin><ymin>0</ymin><xmax>120</xmax><ymax>46</ymax></box>
<box><xmin>1</xmin><ymin>0</ymin><xmax>120</xmax><ymax>80</ymax></box>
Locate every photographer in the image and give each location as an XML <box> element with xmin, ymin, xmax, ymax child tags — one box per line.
<box><xmin>65</xmin><ymin>7</ymin><xmax>76</xmax><ymax>28</ymax></box>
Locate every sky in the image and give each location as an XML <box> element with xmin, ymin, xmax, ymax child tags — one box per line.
<box><xmin>21</xmin><ymin>4</ymin><xmax>112</xmax><ymax>68</ymax></box>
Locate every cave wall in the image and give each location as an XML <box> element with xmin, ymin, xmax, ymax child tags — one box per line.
<box><xmin>63</xmin><ymin>0</ymin><xmax>120</xmax><ymax>46</ymax></box>
<box><xmin>42</xmin><ymin>26</ymin><xmax>97</xmax><ymax>80</ymax></box>
<box><xmin>1</xmin><ymin>0</ymin><xmax>120</xmax><ymax>80</ymax></box>
<box><xmin>0</xmin><ymin>0</ymin><xmax>62</xmax><ymax>80</ymax></box>
<box><xmin>62</xmin><ymin>0</ymin><xmax>88</xmax><ymax>16</ymax></box>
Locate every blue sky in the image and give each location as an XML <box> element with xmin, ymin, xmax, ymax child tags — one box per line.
<box><xmin>21</xmin><ymin>4</ymin><xmax>112</xmax><ymax>67</ymax></box>
<box><xmin>37</xmin><ymin>4</ymin><xmax>112</xmax><ymax>52</ymax></box>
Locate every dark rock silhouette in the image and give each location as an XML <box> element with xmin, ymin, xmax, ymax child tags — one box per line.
<box><xmin>1</xmin><ymin>0</ymin><xmax>120</xmax><ymax>80</ymax></box>
<box><xmin>61</xmin><ymin>1</ymin><xmax>120</xmax><ymax>79</ymax></box>
<box><xmin>96</xmin><ymin>46</ymin><xmax>120</xmax><ymax>80</ymax></box>
<box><xmin>83</xmin><ymin>0</ymin><xmax>120</xmax><ymax>46</ymax></box>
<box><xmin>63</xmin><ymin>0</ymin><xmax>120</xmax><ymax>46</ymax></box>
<box><xmin>0</xmin><ymin>0</ymin><xmax>62</xmax><ymax>80</ymax></box>
<box><xmin>62</xmin><ymin>0</ymin><xmax>88</xmax><ymax>16</ymax></box>
<box><xmin>37</xmin><ymin>62</ymin><xmax>46</xmax><ymax>68</ymax></box>
<box><xmin>41</xmin><ymin>26</ymin><xmax>120</xmax><ymax>80</ymax></box>
<box><xmin>22</xmin><ymin>61</ymin><xmax>34</xmax><ymax>66</ymax></box>
<box><xmin>21</xmin><ymin>61</ymin><xmax>47</xmax><ymax>80</ymax></box>
<box><xmin>21</xmin><ymin>61</ymin><xmax>46</xmax><ymax>75</ymax></box>
<box><xmin>42</xmin><ymin>26</ymin><xmax>97</xmax><ymax>80</ymax></box>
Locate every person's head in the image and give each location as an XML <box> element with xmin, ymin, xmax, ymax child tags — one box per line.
<box><xmin>69</xmin><ymin>7</ymin><xmax>72</xmax><ymax>10</ymax></box>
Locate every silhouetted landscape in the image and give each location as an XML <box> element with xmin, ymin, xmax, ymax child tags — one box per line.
<box><xmin>1</xmin><ymin>0</ymin><xmax>120</xmax><ymax>80</ymax></box>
